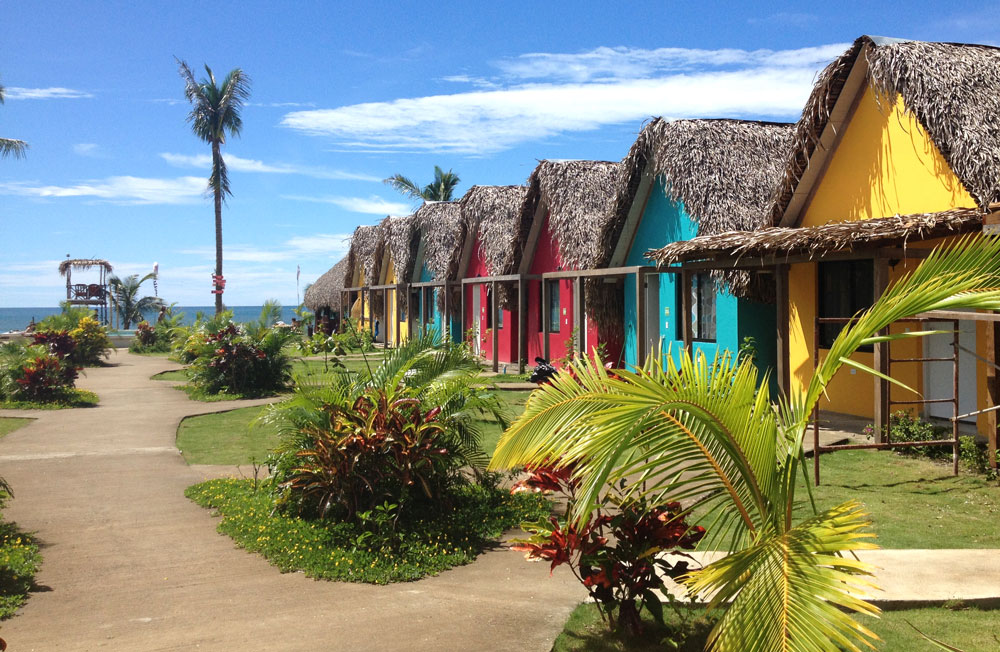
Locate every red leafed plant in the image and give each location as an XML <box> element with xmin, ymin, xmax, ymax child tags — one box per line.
<box><xmin>32</xmin><ymin>330</ymin><xmax>77</xmax><ymax>360</ymax></box>
<box><xmin>135</xmin><ymin>321</ymin><xmax>157</xmax><ymax>346</ymax></box>
<box><xmin>511</xmin><ymin>463</ymin><xmax>705</xmax><ymax>638</ymax></box>
<box><xmin>14</xmin><ymin>355</ymin><xmax>78</xmax><ymax>401</ymax></box>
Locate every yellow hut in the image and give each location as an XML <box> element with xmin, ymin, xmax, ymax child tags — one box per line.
<box><xmin>650</xmin><ymin>35</ymin><xmax>1000</xmax><ymax>464</ymax></box>
<box><xmin>375</xmin><ymin>214</ymin><xmax>418</xmax><ymax>347</ymax></box>
<box><xmin>345</xmin><ymin>224</ymin><xmax>385</xmax><ymax>338</ymax></box>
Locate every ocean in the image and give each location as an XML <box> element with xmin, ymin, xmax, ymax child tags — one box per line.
<box><xmin>0</xmin><ymin>306</ymin><xmax>301</xmax><ymax>333</ymax></box>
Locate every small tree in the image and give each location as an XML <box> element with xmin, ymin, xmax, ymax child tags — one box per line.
<box><xmin>108</xmin><ymin>274</ymin><xmax>163</xmax><ymax>329</ymax></box>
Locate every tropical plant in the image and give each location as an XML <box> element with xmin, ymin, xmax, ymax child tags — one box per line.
<box><xmin>68</xmin><ymin>316</ymin><xmax>112</xmax><ymax>365</ymax></box>
<box><xmin>383</xmin><ymin>165</ymin><xmax>460</xmax><ymax>202</ymax></box>
<box><xmin>187</xmin><ymin>322</ymin><xmax>296</xmax><ymax>396</ymax></box>
<box><xmin>490</xmin><ymin>235</ymin><xmax>1000</xmax><ymax>652</ymax></box>
<box><xmin>108</xmin><ymin>273</ymin><xmax>163</xmax><ymax>329</ymax></box>
<box><xmin>0</xmin><ymin>341</ymin><xmax>77</xmax><ymax>403</ymax></box>
<box><xmin>0</xmin><ymin>81</ymin><xmax>28</xmax><ymax>159</ymax></box>
<box><xmin>177</xmin><ymin>59</ymin><xmax>251</xmax><ymax>315</ymax></box>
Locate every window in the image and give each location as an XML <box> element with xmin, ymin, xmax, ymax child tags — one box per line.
<box><xmin>548</xmin><ymin>280</ymin><xmax>561</xmax><ymax>333</ymax></box>
<box><xmin>818</xmin><ymin>260</ymin><xmax>874</xmax><ymax>350</ymax></box>
<box><xmin>691</xmin><ymin>273</ymin><xmax>716</xmax><ymax>342</ymax></box>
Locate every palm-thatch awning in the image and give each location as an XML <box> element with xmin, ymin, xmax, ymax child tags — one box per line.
<box><xmin>460</xmin><ymin>185</ymin><xmax>529</xmax><ymax>308</ymax></box>
<box><xmin>414</xmin><ymin>201</ymin><xmax>465</xmax><ymax>314</ymax></box>
<box><xmin>615</xmin><ymin>118</ymin><xmax>794</xmax><ymax>299</ymax></box>
<box><xmin>346</xmin><ymin>224</ymin><xmax>384</xmax><ymax>287</ymax></box>
<box><xmin>648</xmin><ymin>208</ymin><xmax>987</xmax><ymax>267</ymax></box>
<box><xmin>771</xmin><ymin>35</ymin><xmax>1000</xmax><ymax>226</ymax></box>
<box><xmin>59</xmin><ymin>259</ymin><xmax>113</xmax><ymax>276</ymax></box>
<box><xmin>303</xmin><ymin>256</ymin><xmax>349</xmax><ymax>312</ymax></box>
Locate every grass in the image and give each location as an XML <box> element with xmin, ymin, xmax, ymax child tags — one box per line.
<box><xmin>0</xmin><ymin>389</ymin><xmax>99</xmax><ymax>410</ymax></box>
<box><xmin>186</xmin><ymin>478</ymin><xmax>548</xmax><ymax>584</ymax></box>
<box><xmin>152</xmin><ymin>368</ymin><xmax>189</xmax><ymax>382</ymax></box>
<box><xmin>0</xmin><ymin>418</ymin><xmax>33</xmax><ymax>438</ymax></box>
<box><xmin>0</xmin><ymin>516</ymin><xmax>41</xmax><ymax>619</ymax></box>
<box><xmin>175</xmin><ymin>388</ymin><xmax>533</xmax><ymax>465</ymax></box>
<box><xmin>795</xmin><ymin>449</ymin><xmax>1000</xmax><ymax>549</ymax></box>
<box><xmin>554</xmin><ymin>602</ymin><xmax>1000</xmax><ymax>651</ymax></box>
<box><xmin>177</xmin><ymin>406</ymin><xmax>279</xmax><ymax>466</ymax></box>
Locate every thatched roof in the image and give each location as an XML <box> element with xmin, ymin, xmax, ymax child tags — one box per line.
<box><xmin>770</xmin><ymin>36</ymin><xmax>1000</xmax><ymax>225</ymax></box>
<box><xmin>304</xmin><ymin>256</ymin><xmax>349</xmax><ymax>312</ymax></box>
<box><xmin>415</xmin><ymin>201</ymin><xmax>465</xmax><ymax>281</ymax></box>
<box><xmin>648</xmin><ymin>208</ymin><xmax>986</xmax><ymax>266</ymax></box>
<box><xmin>526</xmin><ymin>160</ymin><xmax>624</xmax><ymax>270</ymax></box>
<box><xmin>383</xmin><ymin>215</ymin><xmax>418</xmax><ymax>284</ymax></box>
<box><xmin>58</xmin><ymin>258</ymin><xmax>112</xmax><ymax>276</ymax></box>
<box><xmin>461</xmin><ymin>185</ymin><xmax>530</xmax><ymax>277</ymax></box>
<box><xmin>346</xmin><ymin>224</ymin><xmax>384</xmax><ymax>287</ymax></box>
<box><xmin>617</xmin><ymin>119</ymin><xmax>794</xmax><ymax>300</ymax></box>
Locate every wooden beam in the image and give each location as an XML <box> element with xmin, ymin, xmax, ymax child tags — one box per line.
<box><xmin>394</xmin><ymin>285</ymin><xmax>402</xmax><ymax>346</ymax></box>
<box><xmin>573</xmin><ymin>276</ymin><xmax>584</xmax><ymax>356</ymax></box>
<box><xmin>491</xmin><ymin>281</ymin><xmax>499</xmax><ymax>373</ymax></box>
<box><xmin>459</xmin><ymin>283</ymin><xmax>466</xmax><ymax>345</ymax></box>
<box><xmin>517</xmin><ymin>276</ymin><xmax>527</xmax><ymax>374</ymax></box>
<box><xmin>775</xmin><ymin>264</ymin><xmax>791</xmax><ymax>397</ymax></box>
<box><xmin>915</xmin><ymin>310</ymin><xmax>1000</xmax><ymax>323</ymax></box>
<box><xmin>635</xmin><ymin>270</ymin><xmax>646</xmax><ymax>368</ymax></box>
<box><xmin>540</xmin><ymin>265</ymin><xmax>657</xmax><ymax>281</ymax></box>
<box><xmin>541</xmin><ymin>278</ymin><xmax>551</xmax><ymax>361</ymax></box>
<box><xmin>680</xmin><ymin>270</ymin><xmax>693</xmax><ymax>349</ymax></box>
<box><xmin>873</xmin><ymin>256</ymin><xmax>890</xmax><ymax>444</ymax></box>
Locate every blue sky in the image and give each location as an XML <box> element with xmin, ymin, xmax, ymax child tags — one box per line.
<box><xmin>2</xmin><ymin>0</ymin><xmax>998</xmax><ymax>307</ymax></box>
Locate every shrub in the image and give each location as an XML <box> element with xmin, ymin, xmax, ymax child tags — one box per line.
<box><xmin>0</xmin><ymin>484</ymin><xmax>41</xmax><ymax>619</ymax></box>
<box><xmin>187</xmin><ymin>322</ymin><xmax>295</xmax><ymax>396</ymax></box>
<box><xmin>865</xmin><ymin>411</ymin><xmax>953</xmax><ymax>461</ymax></box>
<box><xmin>512</xmin><ymin>463</ymin><xmax>705</xmax><ymax>638</ymax></box>
<box><xmin>130</xmin><ymin>320</ymin><xmax>173</xmax><ymax>354</ymax></box>
<box><xmin>12</xmin><ymin>353</ymin><xmax>78</xmax><ymax>402</ymax></box>
<box><xmin>67</xmin><ymin>316</ymin><xmax>112</xmax><ymax>365</ymax></box>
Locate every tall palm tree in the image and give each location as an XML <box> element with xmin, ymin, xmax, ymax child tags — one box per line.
<box><xmin>0</xmin><ymin>81</ymin><xmax>28</xmax><ymax>159</ymax></box>
<box><xmin>108</xmin><ymin>273</ymin><xmax>164</xmax><ymax>329</ymax></box>
<box><xmin>177</xmin><ymin>59</ymin><xmax>251</xmax><ymax>314</ymax></box>
<box><xmin>384</xmin><ymin>166</ymin><xmax>460</xmax><ymax>202</ymax></box>
<box><xmin>490</xmin><ymin>235</ymin><xmax>1000</xmax><ymax>652</ymax></box>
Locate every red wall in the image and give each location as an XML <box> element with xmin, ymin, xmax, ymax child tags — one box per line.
<box><xmin>464</xmin><ymin>234</ymin><xmax>519</xmax><ymax>364</ymax></box>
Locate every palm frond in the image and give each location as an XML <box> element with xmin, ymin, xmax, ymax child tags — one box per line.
<box><xmin>383</xmin><ymin>174</ymin><xmax>424</xmax><ymax>201</ymax></box>
<box><xmin>0</xmin><ymin>137</ymin><xmax>28</xmax><ymax>159</ymax></box>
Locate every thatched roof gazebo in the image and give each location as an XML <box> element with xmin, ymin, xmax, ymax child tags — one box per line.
<box><xmin>59</xmin><ymin>258</ymin><xmax>113</xmax><ymax>323</ymax></box>
<box><xmin>304</xmin><ymin>256</ymin><xmax>349</xmax><ymax>315</ymax></box>
<box><xmin>619</xmin><ymin>118</ymin><xmax>794</xmax><ymax>300</ymax></box>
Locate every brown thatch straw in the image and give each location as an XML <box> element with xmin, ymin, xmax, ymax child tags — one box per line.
<box><xmin>648</xmin><ymin>208</ymin><xmax>985</xmax><ymax>266</ymax></box>
<box><xmin>415</xmin><ymin>201</ymin><xmax>465</xmax><ymax>314</ymax></box>
<box><xmin>58</xmin><ymin>258</ymin><xmax>113</xmax><ymax>276</ymax></box>
<box><xmin>460</xmin><ymin>185</ymin><xmax>529</xmax><ymax>308</ymax></box>
<box><xmin>524</xmin><ymin>159</ymin><xmax>626</xmax><ymax>335</ymax></box>
<box><xmin>346</xmin><ymin>224</ymin><xmax>386</xmax><ymax>318</ymax></box>
<box><xmin>303</xmin><ymin>256</ymin><xmax>349</xmax><ymax>312</ymax></box>
<box><xmin>382</xmin><ymin>215</ymin><xmax>418</xmax><ymax>312</ymax></box>
<box><xmin>617</xmin><ymin>118</ymin><xmax>793</xmax><ymax>300</ymax></box>
<box><xmin>770</xmin><ymin>36</ymin><xmax>1000</xmax><ymax>223</ymax></box>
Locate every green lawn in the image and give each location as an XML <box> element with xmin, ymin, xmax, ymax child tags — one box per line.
<box><xmin>0</xmin><ymin>418</ymin><xmax>33</xmax><ymax>438</ymax></box>
<box><xmin>554</xmin><ymin>602</ymin><xmax>1000</xmax><ymax>652</ymax></box>
<box><xmin>176</xmin><ymin>406</ymin><xmax>279</xmax><ymax>466</ymax></box>
<box><xmin>0</xmin><ymin>389</ymin><xmax>99</xmax><ymax>410</ymax></box>
<box><xmin>794</xmin><ymin>450</ymin><xmax>1000</xmax><ymax>549</ymax></box>
<box><xmin>175</xmin><ymin>388</ymin><xmax>533</xmax><ymax>465</ymax></box>
<box><xmin>151</xmin><ymin>368</ymin><xmax>189</xmax><ymax>382</ymax></box>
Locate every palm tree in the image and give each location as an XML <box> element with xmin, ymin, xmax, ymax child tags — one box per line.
<box><xmin>384</xmin><ymin>166</ymin><xmax>460</xmax><ymax>202</ymax></box>
<box><xmin>177</xmin><ymin>59</ymin><xmax>251</xmax><ymax>315</ymax></box>
<box><xmin>490</xmin><ymin>235</ymin><xmax>1000</xmax><ymax>652</ymax></box>
<box><xmin>108</xmin><ymin>273</ymin><xmax>164</xmax><ymax>329</ymax></box>
<box><xmin>0</xmin><ymin>81</ymin><xmax>28</xmax><ymax>159</ymax></box>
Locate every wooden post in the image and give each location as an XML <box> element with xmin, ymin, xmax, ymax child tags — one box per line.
<box><xmin>459</xmin><ymin>283</ymin><xmax>466</xmax><ymax>345</ymax></box>
<box><xmin>491</xmin><ymin>281</ymin><xmax>499</xmax><ymax>373</ymax></box>
<box><xmin>541</xmin><ymin>278</ymin><xmax>551</xmax><ymax>361</ymax></box>
<box><xmin>383</xmin><ymin>288</ymin><xmax>389</xmax><ymax>346</ymax></box>
<box><xmin>394</xmin><ymin>285</ymin><xmax>402</xmax><ymax>346</ymax></box>
<box><xmin>573</xmin><ymin>276</ymin><xmax>584</xmax><ymax>356</ymax></box>
<box><xmin>873</xmin><ymin>255</ymin><xmax>890</xmax><ymax>444</ymax></box>
<box><xmin>987</xmin><ymin>320</ymin><xmax>999</xmax><ymax>469</ymax></box>
<box><xmin>680</xmin><ymin>270</ymin><xmax>693</xmax><ymax>349</ymax></box>
<box><xmin>775</xmin><ymin>264</ymin><xmax>791</xmax><ymax>397</ymax></box>
<box><xmin>517</xmin><ymin>275</ymin><xmax>527</xmax><ymax>374</ymax></box>
<box><xmin>635</xmin><ymin>270</ymin><xmax>646</xmax><ymax>368</ymax></box>
<box><xmin>443</xmin><ymin>281</ymin><xmax>451</xmax><ymax>343</ymax></box>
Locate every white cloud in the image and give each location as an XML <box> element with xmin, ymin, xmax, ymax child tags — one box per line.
<box><xmin>178</xmin><ymin>233</ymin><xmax>353</xmax><ymax>263</ymax></box>
<box><xmin>160</xmin><ymin>152</ymin><xmax>381</xmax><ymax>181</ymax></box>
<box><xmin>281</xmin><ymin>43</ymin><xmax>847</xmax><ymax>154</ymax></box>
<box><xmin>0</xmin><ymin>176</ymin><xmax>206</xmax><ymax>205</ymax></box>
<box><xmin>282</xmin><ymin>194</ymin><xmax>411</xmax><ymax>215</ymax></box>
<box><xmin>5</xmin><ymin>87</ymin><xmax>93</xmax><ymax>100</ymax></box>
<box><xmin>73</xmin><ymin>143</ymin><xmax>100</xmax><ymax>157</ymax></box>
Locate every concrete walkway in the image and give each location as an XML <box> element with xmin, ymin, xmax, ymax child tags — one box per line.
<box><xmin>0</xmin><ymin>351</ymin><xmax>584</xmax><ymax>651</ymax></box>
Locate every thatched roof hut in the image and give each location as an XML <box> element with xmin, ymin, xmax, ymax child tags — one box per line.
<box><xmin>414</xmin><ymin>201</ymin><xmax>465</xmax><ymax>313</ymax></box>
<box><xmin>523</xmin><ymin>159</ymin><xmax>626</xmax><ymax>334</ymax></box>
<box><xmin>58</xmin><ymin>258</ymin><xmax>113</xmax><ymax>276</ymax></box>
<box><xmin>346</xmin><ymin>224</ymin><xmax>386</xmax><ymax>318</ymax></box>
<box><xmin>649</xmin><ymin>207</ymin><xmax>986</xmax><ymax>266</ymax></box>
<box><xmin>460</xmin><ymin>185</ymin><xmax>529</xmax><ymax>308</ymax></box>
<box><xmin>618</xmin><ymin>118</ymin><xmax>793</xmax><ymax>299</ymax></box>
<box><xmin>304</xmin><ymin>256</ymin><xmax>349</xmax><ymax>313</ymax></box>
<box><xmin>380</xmin><ymin>214</ymin><xmax>418</xmax><ymax>311</ymax></box>
<box><xmin>770</xmin><ymin>35</ymin><xmax>1000</xmax><ymax>225</ymax></box>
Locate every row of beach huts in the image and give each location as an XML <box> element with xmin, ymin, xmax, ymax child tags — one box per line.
<box><xmin>303</xmin><ymin>35</ymin><xmax>1000</xmax><ymax>463</ymax></box>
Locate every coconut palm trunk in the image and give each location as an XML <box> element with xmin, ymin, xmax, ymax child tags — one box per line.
<box><xmin>213</xmin><ymin>140</ymin><xmax>224</xmax><ymax>314</ymax></box>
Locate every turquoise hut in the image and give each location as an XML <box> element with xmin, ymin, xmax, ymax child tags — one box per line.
<box><xmin>610</xmin><ymin>118</ymin><xmax>793</xmax><ymax>388</ymax></box>
<box><xmin>410</xmin><ymin>201</ymin><xmax>465</xmax><ymax>342</ymax></box>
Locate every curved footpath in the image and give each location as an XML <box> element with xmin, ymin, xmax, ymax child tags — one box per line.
<box><xmin>0</xmin><ymin>351</ymin><xmax>584</xmax><ymax>651</ymax></box>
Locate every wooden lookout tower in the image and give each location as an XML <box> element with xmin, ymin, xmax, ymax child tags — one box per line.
<box><xmin>59</xmin><ymin>258</ymin><xmax>112</xmax><ymax>325</ymax></box>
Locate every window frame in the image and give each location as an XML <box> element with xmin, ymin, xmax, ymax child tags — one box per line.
<box><xmin>817</xmin><ymin>260</ymin><xmax>874</xmax><ymax>351</ymax></box>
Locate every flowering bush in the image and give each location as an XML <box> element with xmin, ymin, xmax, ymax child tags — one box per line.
<box><xmin>31</xmin><ymin>330</ymin><xmax>76</xmax><ymax>360</ymax></box>
<box><xmin>512</xmin><ymin>463</ymin><xmax>705</xmax><ymax>637</ymax></box>
<box><xmin>13</xmin><ymin>355</ymin><xmax>78</xmax><ymax>401</ymax></box>
<box><xmin>130</xmin><ymin>320</ymin><xmax>174</xmax><ymax>354</ymax></box>
<box><xmin>187</xmin><ymin>322</ymin><xmax>295</xmax><ymax>396</ymax></box>
<box><xmin>135</xmin><ymin>321</ymin><xmax>157</xmax><ymax>346</ymax></box>
<box><xmin>67</xmin><ymin>316</ymin><xmax>112</xmax><ymax>365</ymax></box>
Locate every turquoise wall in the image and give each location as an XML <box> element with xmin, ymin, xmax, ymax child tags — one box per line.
<box><xmin>620</xmin><ymin>179</ymin><xmax>777</xmax><ymax>395</ymax></box>
<box><xmin>417</xmin><ymin>264</ymin><xmax>460</xmax><ymax>342</ymax></box>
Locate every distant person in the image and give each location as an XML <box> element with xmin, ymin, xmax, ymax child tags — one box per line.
<box><xmin>157</xmin><ymin>306</ymin><xmax>167</xmax><ymax>323</ymax></box>
<box><xmin>25</xmin><ymin>319</ymin><xmax>35</xmax><ymax>334</ymax></box>
<box><xmin>374</xmin><ymin>318</ymin><xmax>380</xmax><ymax>340</ymax></box>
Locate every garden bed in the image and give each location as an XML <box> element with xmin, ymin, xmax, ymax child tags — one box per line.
<box><xmin>0</xmin><ymin>389</ymin><xmax>99</xmax><ymax>410</ymax></box>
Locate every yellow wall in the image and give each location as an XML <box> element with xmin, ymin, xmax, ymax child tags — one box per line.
<box><xmin>383</xmin><ymin>257</ymin><xmax>409</xmax><ymax>346</ymax></box>
<box><xmin>788</xmin><ymin>84</ymin><xmax>989</xmax><ymax>429</ymax></box>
